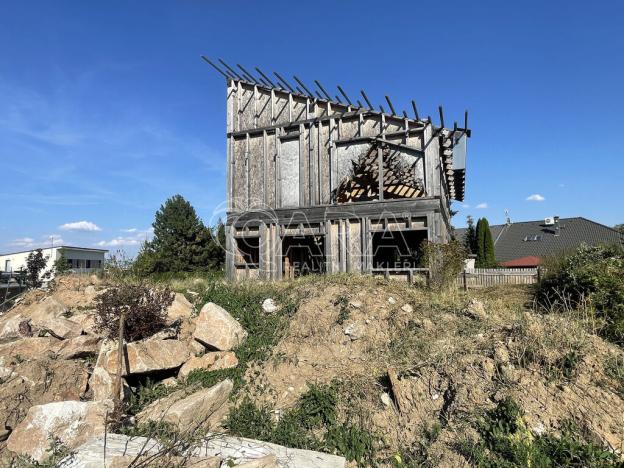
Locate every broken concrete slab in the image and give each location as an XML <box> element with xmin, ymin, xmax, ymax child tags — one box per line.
<box><xmin>178</xmin><ymin>351</ymin><xmax>238</xmax><ymax>379</ymax></box>
<box><xmin>98</xmin><ymin>338</ymin><xmax>190</xmax><ymax>376</ymax></box>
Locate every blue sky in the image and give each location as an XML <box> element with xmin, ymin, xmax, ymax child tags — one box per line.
<box><xmin>1</xmin><ymin>0</ymin><xmax>622</xmax><ymax>256</ymax></box>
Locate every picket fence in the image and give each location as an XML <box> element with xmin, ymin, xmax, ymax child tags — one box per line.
<box><xmin>456</xmin><ymin>267</ymin><xmax>540</xmax><ymax>289</ymax></box>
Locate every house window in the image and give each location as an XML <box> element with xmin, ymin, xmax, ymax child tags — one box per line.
<box><xmin>4</xmin><ymin>260</ymin><xmax>11</xmax><ymax>272</ymax></box>
<box><xmin>86</xmin><ymin>260</ymin><xmax>91</xmax><ymax>269</ymax></box>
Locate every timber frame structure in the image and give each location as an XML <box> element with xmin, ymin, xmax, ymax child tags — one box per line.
<box><xmin>203</xmin><ymin>58</ymin><xmax>470</xmax><ymax>281</ymax></box>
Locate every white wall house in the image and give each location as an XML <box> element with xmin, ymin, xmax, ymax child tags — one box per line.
<box><xmin>0</xmin><ymin>246</ymin><xmax>108</xmax><ymax>276</ymax></box>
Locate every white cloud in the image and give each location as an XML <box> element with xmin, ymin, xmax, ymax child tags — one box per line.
<box><xmin>46</xmin><ymin>234</ymin><xmax>65</xmax><ymax>245</ymax></box>
<box><xmin>475</xmin><ymin>202</ymin><xmax>488</xmax><ymax>209</ymax></box>
<box><xmin>526</xmin><ymin>194</ymin><xmax>545</xmax><ymax>202</ymax></box>
<box><xmin>59</xmin><ymin>220</ymin><xmax>102</xmax><ymax>232</ymax></box>
<box><xmin>96</xmin><ymin>237</ymin><xmax>141</xmax><ymax>247</ymax></box>
<box><xmin>96</xmin><ymin>227</ymin><xmax>152</xmax><ymax>248</ymax></box>
<box><xmin>9</xmin><ymin>237</ymin><xmax>35</xmax><ymax>247</ymax></box>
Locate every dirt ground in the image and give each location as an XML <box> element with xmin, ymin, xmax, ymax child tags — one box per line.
<box><xmin>241</xmin><ymin>276</ymin><xmax>624</xmax><ymax>465</ymax></box>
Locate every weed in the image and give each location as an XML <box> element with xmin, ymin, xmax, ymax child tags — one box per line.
<box><xmin>456</xmin><ymin>397</ymin><xmax>620</xmax><ymax>467</ymax></box>
<box><xmin>391</xmin><ymin>423</ymin><xmax>441</xmax><ymax>467</ymax></box>
<box><xmin>126</xmin><ymin>379</ymin><xmax>174</xmax><ymax>415</ymax></box>
<box><xmin>605</xmin><ymin>354</ymin><xmax>624</xmax><ymax>397</ymax></box>
<box><xmin>225</xmin><ymin>382</ymin><xmax>376</xmax><ymax>466</ymax></box>
<box><xmin>333</xmin><ymin>295</ymin><xmax>350</xmax><ymax>325</ymax></box>
<box><xmin>12</xmin><ymin>436</ymin><xmax>75</xmax><ymax>467</ymax></box>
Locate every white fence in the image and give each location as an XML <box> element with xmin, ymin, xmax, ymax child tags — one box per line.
<box><xmin>457</xmin><ymin>268</ymin><xmax>539</xmax><ymax>289</ymax></box>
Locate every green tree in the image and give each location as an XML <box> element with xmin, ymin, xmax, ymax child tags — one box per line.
<box><xmin>53</xmin><ymin>249</ymin><xmax>71</xmax><ymax>276</ymax></box>
<box><xmin>464</xmin><ymin>215</ymin><xmax>477</xmax><ymax>254</ymax></box>
<box><xmin>137</xmin><ymin>195</ymin><xmax>215</xmax><ymax>273</ymax></box>
<box><xmin>614</xmin><ymin>224</ymin><xmax>624</xmax><ymax>235</ymax></box>
<box><xmin>206</xmin><ymin>220</ymin><xmax>226</xmax><ymax>270</ymax></box>
<box><xmin>25</xmin><ymin>249</ymin><xmax>51</xmax><ymax>288</ymax></box>
<box><xmin>476</xmin><ymin>218</ymin><xmax>496</xmax><ymax>268</ymax></box>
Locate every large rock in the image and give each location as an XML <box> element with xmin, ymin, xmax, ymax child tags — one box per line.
<box><xmin>88</xmin><ymin>365</ymin><xmax>129</xmax><ymax>401</ymax></box>
<box><xmin>0</xmin><ymin>337</ymin><xmax>63</xmax><ymax>362</ymax></box>
<box><xmin>191</xmin><ymin>433</ymin><xmax>347</xmax><ymax>467</ymax></box>
<box><xmin>98</xmin><ymin>338</ymin><xmax>190</xmax><ymax>376</ymax></box>
<box><xmin>0</xmin><ymin>314</ymin><xmax>29</xmax><ymax>341</ymax></box>
<box><xmin>70</xmin><ymin>312</ymin><xmax>98</xmax><ymax>335</ymax></box>
<box><xmin>29</xmin><ymin>297</ymin><xmax>68</xmax><ymax>321</ymax></box>
<box><xmin>193</xmin><ymin>303</ymin><xmax>247</xmax><ymax>351</ymax></box>
<box><xmin>60</xmin><ymin>434</ymin><xmax>219</xmax><ymax>467</ymax></box>
<box><xmin>137</xmin><ymin>379</ymin><xmax>233</xmax><ymax>431</ymax></box>
<box><xmin>0</xmin><ymin>359</ymin><xmax>89</xmax><ymax>431</ymax></box>
<box><xmin>7</xmin><ymin>400</ymin><xmax>112</xmax><ymax>463</ymax></box>
<box><xmin>178</xmin><ymin>351</ymin><xmax>238</xmax><ymax>379</ymax></box>
<box><xmin>167</xmin><ymin>293</ymin><xmax>195</xmax><ymax>320</ymax></box>
<box><xmin>57</xmin><ymin>335</ymin><xmax>101</xmax><ymax>359</ymax></box>
<box><xmin>34</xmin><ymin>316</ymin><xmax>83</xmax><ymax>339</ymax></box>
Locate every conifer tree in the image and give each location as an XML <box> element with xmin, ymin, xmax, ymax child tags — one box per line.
<box><xmin>139</xmin><ymin>195</ymin><xmax>213</xmax><ymax>273</ymax></box>
<box><xmin>464</xmin><ymin>215</ymin><xmax>477</xmax><ymax>254</ymax></box>
<box><xmin>476</xmin><ymin>217</ymin><xmax>496</xmax><ymax>267</ymax></box>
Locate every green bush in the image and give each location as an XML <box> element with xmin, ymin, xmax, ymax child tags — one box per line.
<box><xmin>421</xmin><ymin>240</ymin><xmax>466</xmax><ymax>290</ymax></box>
<box><xmin>457</xmin><ymin>397</ymin><xmax>620</xmax><ymax>467</ymax></box>
<box><xmin>537</xmin><ymin>243</ymin><xmax>624</xmax><ymax>345</ymax></box>
<box><xmin>225</xmin><ymin>383</ymin><xmax>375</xmax><ymax>465</ymax></box>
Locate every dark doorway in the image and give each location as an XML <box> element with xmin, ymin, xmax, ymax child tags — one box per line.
<box><xmin>371</xmin><ymin>230</ymin><xmax>427</xmax><ymax>269</ymax></box>
<box><xmin>235</xmin><ymin>237</ymin><xmax>260</xmax><ymax>267</ymax></box>
<box><xmin>282</xmin><ymin>235</ymin><xmax>325</xmax><ymax>278</ymax></box>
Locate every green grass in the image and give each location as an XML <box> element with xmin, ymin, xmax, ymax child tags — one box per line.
<box><xmin>456</xmin><ymin>397</ymin><xmax>620</xmax><ymax>467</ymax></box>
<box><xmin>225</xmin><ymin>382</ymin><xmax>375</xmax><ymax>466</ymax></box>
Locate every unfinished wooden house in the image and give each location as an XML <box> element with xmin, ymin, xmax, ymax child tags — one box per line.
<box><xmin>203</xmin><ymin>58</ymin><xmax>470</xmax><ymax>281</ymax></box>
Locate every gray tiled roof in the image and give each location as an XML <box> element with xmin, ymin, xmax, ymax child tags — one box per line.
<box><xmin>455</xmin><ymin>217</ymin><xmax>623</xmax><ymax>263</ymax></box>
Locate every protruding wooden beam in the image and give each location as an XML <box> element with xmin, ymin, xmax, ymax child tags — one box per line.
<box><xmin>411</xmin><ymin>100</ymin><xmax>420</xmax><ymax>120</ymax></box>
<box><xmin>218</xmin><ymin>59</ymin><xmax>244</xmax><ymax>81</ymax></box>
<box><xmin>438</xmin><ymin>105</ymin><xmax>445</xmax><ymax>128</ymax></box>
<box><xmin>385</xmin><ymin>96</ymin><xmax>397</xmax><ymax>116</ymax></box>
<box><xmin>200</xmin><ymin>56</ymin><xmax>231</xmax><ymax>79</ymax></box>
<box><xmin>337</xmin><ymin>85</ymin><xmax>353</xmax><ymax>106</ymax></box>
<box><xmin>360</xmin><ymin>90</ymin><xmax>374</xmax><ymax>110</ymax></box>
<box><xmin>255</xmin><ymin>67</ymin><xmax>277</xmax><ymax>87</ymax></box>
<box><xmin>314</xmin><ymin>80</ymin><xmax>332</xmax><ymax>101</ymax></box>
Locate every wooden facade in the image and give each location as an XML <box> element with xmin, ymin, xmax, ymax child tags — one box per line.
<box><xmin>220</xmin><ymin>72</ymin><xmax>469</xmax><ymax>281</ymax></box>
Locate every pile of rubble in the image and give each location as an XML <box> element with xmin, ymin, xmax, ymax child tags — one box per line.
<box><xmin>0</xmin><ymin>277</ymin><xmax>345</xmax><ymax>467</ymax></box>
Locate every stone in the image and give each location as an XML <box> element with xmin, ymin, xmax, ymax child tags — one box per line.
<box><xmin>401</xmin><ymin>304</ymin><xmax>414</xmax><ymax>313</ymax></box>
<box><xmin>387</xmin><ymin>297</ymin><xmax>396</xmax><ymax>305</ymax></box>
<box><xmin>35</xmin><ymin>316</ymin><xmax>83</xmax><ymax>339</ymax></box>
<box><xmin>15</xmin><ymin>359</ymin><xmax>89</xmax><ymax>400</ymax></box>
<box><xmin>236</xmin><ymin>455</ymin><xmax>279</xmax><ymax>468</ymax></box>
<box><xmin>29</xmin><ymin>297</ymin><xmax>68</xmax><ymax>321</ymax></box>
<box><xmin>62</xmin><ymin>434</ymin><xmax>221</xmax><ymax>468</ymax></box>
<box><xmin>344</xmin><ymin>323</ymin><xmax>363</xmax><ymax>341</ymax></box>
<box><xmin>57</xmin><ymin>335</ymin><xmax>101</xmax><ymax>359</ymax></box>
<box><xmin>190</xmin><ymin>339</ymin><xmax>207</xmax><ymax>356</ymax></box>
<box><xmin>0</xmin><ymin>314</ymin><xmax>29</xmax><ymax>341</ymax></box>
<box><xmin>98</xmin><ymin>338</ymin><xmax>190</xmax><ymax>376</ymax></box>
<box><xmin>380</xmin><ymin>393</ymin><xmax>392</xmax><ymax>407</ymax></box>
<box><xmin>70</xmin><ymin>312</ymin><xmax>98</xmax><ymax>335</ymax></box>
<box><xmin>6</xmin><ymin>400</ymin><xmax>112</xmax><ymax>463</ymax></box>
<box><xmin>84</xmin><ymin>285</ymin><xmax>97</xmax><ymax>298</ymax></box>
<box><xmin>138</xmin><ymin>380</ymin><xmax>233</xmax><ymax>432</ymax></box>
<box><xmin>167</xmin><ymin>293</ymin><xmax>195</xmax><ymax>321</ymax></box>
<box><xmin>493</xmin><ymin>343</ymin><xmax>510</xmax><ymax>364</ymax></box>
<box><xmin>161</xmin><ymin>377</ymin><xmax>178</xmax><ymax>387</ymax></box>
<box><xmin>0</xmin><ymin>359</ymin><xmax>89</xmax><ymax>432</ymax></box>
<box><xmin>0</xmin><ymin>337</ymin><xmax>62</xmax><ymax>362</ymax></box>
<box><xmin>190</xmin><ymin>433</ymin><xmax>347</xmax><ymax>467</ymax></box>
<box><xmin>178</xmin><ymin>351</ymin><xmax>238</xmax><ymax>379</ymax></box>
<box><xmin>349</xmin><ymin>300</ymin><xmax>362</xmax><ymax>309</ymax></box>
<box><xmin>262</xmin><ymin>298</ymin><xmax>278</xmax><ymax>313</ymax></box>
<box><xmin>464</xmin><ymin>299</ymin><xmax>487</xmax><ymax>320</ymax></box>
<box><xmin>194</xmin><ymin>303</ymin><xmax>247</xmax><ymax>351</ymax></box>
<box><xmin>88</xmin><ymin>365</ymin><xmax>129</xmax><ymax>401</ymax></box>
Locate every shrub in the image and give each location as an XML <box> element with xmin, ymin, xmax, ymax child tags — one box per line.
<box><xmin>225</xmin><ymin>382</ymin><xmax>375</xmax><ymax>465</ymax></box>
<box><xmin>421</xmin><ymin>240</ymin><xmax>466</xmax><ymax>290</ymax></box>
<box><xmin>93</xmin><ymin>283</ymin><xmax>174</xmax><ymax>342</ymax></box>
<box><xmin>457</xmin><ymin>397</ymin><xmax>620</xmax><ymax>466</ymax></box>
<box><xmin>536</xmin><ymin>243</ymin><xmax>624</xmax><ymax>345</ymax></box>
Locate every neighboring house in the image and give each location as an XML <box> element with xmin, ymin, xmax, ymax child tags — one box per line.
<box><xmin>207</xmin><ymin>60</ymin><xmax>470</xmax><ymax>281</ymax></box>
<box><xmin>456</xmin><ymin>217</ymin><xmax>623</xmax><ymax>267</ymax></box>
<box><xmin>0</xmin><ymin>246</ymin><xmax>108</xmax><ymax>275</ymax></box>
